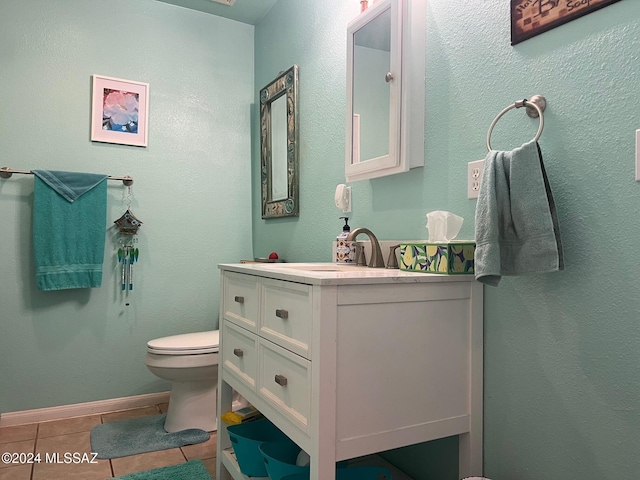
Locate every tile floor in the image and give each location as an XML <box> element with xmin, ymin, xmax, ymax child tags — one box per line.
<box><xmin>0</xmin><ymin>403</ymin><xmax>217</xmax><ymax>480</ymax></box>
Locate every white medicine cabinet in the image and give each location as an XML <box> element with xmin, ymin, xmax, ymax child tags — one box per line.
<box><xmin>345</xmin><ymin>0</ymin><xmax>425</xmax><ymax>182</ymax></box>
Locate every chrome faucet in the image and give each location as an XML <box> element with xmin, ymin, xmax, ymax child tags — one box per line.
<box><xmin>346</xmin><ymin>227</ymin><xmax>385</xmax><ymax>268</ymax></box>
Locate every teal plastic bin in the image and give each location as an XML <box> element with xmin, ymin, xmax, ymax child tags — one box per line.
<box><xmin>259</xmin><ymin>440</ymin><xmax>309</xmax><ymax>480</ymax></box>
<box><xmin>227</xmin><ymin>419</ymin><xmax>288</xmax><ymax>477</ymax></box>
<box><xmin>282</xmin><ymin>466</ymin><xmax>393</xmax><ymax>480</ymax></box>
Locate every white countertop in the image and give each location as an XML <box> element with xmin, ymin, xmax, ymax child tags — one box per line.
<box><xmin>218</xmin><ymin>262</ymin><xmax>476</xmax><ymax>286</ymax></box>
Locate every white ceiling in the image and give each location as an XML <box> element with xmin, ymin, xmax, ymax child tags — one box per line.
<box><xmin>155</xmin><ymin>0</ymin><xmax>278</xmax><ymax>25</ymax></box>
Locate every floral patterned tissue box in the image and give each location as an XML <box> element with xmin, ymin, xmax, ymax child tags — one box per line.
<box><xmin>399</xmin><ymin>242</ymin><xmax>475</xmax><ymax>274</ymax></box>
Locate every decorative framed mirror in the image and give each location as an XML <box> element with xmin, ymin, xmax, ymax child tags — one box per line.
<box><xmin>260</xmin><ymin>65</ymin><xmax>299</xmax><ymax>218</ymax></box>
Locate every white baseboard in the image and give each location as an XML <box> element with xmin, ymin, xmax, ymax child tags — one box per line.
<box><xmin>0</xmin><ymin>391</ymin><xmax>171</xmax><ymax>427</ymax></box>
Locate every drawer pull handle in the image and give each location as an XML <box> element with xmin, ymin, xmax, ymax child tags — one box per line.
<box><xmin>233</xmin><ymin>348</ymin><xmax>244</xmax><ymax>357</ymax></box>
<box><xmin>274</xmin><ymin>374</ymin><xmax>288</xmax><ymax>386</ymax></box>
<box><xmin>275</xmin><ymin>309</ymin><xmax>289</xmax><ymax>319</ymax></box>
<box><xmin>234</xmin><ymin>296</ymin><xmax>245</xmax><ymax>303</ymax></box>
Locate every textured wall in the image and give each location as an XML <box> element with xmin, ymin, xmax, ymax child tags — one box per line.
<box><xmin>254</xmin><ymin>1</ymin><xmax>640</xmax><ymax>479</ymax></box>
<box><xmin>0</xmin><ymin>0</ymin><xmax>254</xmax><ymax>412</ymax></box>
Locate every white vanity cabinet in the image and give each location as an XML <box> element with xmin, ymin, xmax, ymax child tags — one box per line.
<box><xmin>216</xmin><ymin>264</ymin><xmax>483</xmax><ymax>480</ymax></box>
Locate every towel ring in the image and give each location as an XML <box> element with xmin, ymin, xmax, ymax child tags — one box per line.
<box><xmin>486</xmin><ymin>95</ymin><xmax>546</xmax><ymax>151</ymax></box>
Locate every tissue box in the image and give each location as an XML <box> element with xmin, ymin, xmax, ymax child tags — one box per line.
<box><xmin>399</xmin><ymin>242</ymin><xmax>475</xmax><ymax>274</ymax></box>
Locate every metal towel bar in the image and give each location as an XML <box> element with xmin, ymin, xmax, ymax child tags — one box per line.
<box><xmin>486</xmin><ymin>95</ymin><xmax>546</xmax><ymax>151</ymax></box>
<box><xmin>0</xmin><ymin>167</ymin><xmax>133</xmax><ymax>185</ymax></box>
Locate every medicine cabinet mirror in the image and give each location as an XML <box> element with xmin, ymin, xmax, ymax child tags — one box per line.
<box><xmin>261</xmin><ymin>65</ymin><xmax>299</xmax><ymax>218</ymax></box>
<box><xmin>345</xmin><ymin>0</ymin><xmax>425</xmax><ymax>182</ymax></box>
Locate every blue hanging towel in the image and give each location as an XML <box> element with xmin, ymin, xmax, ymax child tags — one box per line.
<box><xmin>32</xmin><ymin>170</ymin><xmax>108</xmax><ymax>291</ymax></box>
<box><xmin>474</xmin><ymin>141</ymin><xmax>564</xmax><ymax>286</ymax></box>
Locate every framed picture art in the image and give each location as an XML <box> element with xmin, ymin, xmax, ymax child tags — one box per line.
<box><xmin>511</xmin><ymin>0</ymin><xmax>622</xmax><ymax>45</ymax></box>
<box><xmin>91</xmin><ymin>75</ymin><xmax>149</xmax><ymax>147</ymax></box>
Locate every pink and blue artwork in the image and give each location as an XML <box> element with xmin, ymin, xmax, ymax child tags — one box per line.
<box><xmin>102</xmin><ymin>88</ymin><xmax>139</xmax><ymax>134</ymax></box>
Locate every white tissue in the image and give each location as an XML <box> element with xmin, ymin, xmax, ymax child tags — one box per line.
<box><xmin>425</xmin><ymin>211</ymin><xmax>463</xmax><ymax>242</ymax></box>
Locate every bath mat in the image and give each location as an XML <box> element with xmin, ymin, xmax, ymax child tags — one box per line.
<box><xmin>112</xmin><ymin>459</ymin><xmax>212</xmax><ymax>479</ymax></box>
<box><xmin>90</xmin><ymin>414</ymin><xmax>210</xmax><ymax>459</ymax></box>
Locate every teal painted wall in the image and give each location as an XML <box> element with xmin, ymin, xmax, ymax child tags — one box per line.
<box><xmin>0</xmin><ymin>0</ymin><xmax>254</xmax><ymax>412</ymax></box>
<box><xmin>254</xmin><ymin>1</ymin><xmax>640</xmax><ymax>479</ymax></box>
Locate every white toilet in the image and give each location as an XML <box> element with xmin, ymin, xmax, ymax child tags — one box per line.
<box><xmin>145</xmin><ymin>330</ymin><xmax>220</xmax><ymax>433</ymax></box>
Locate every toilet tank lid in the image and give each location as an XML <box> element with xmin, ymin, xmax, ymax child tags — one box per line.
<box><xmin>147</xmin><ymin>330</ymin><xmax>219</xmax><ymax>352</ymax></box>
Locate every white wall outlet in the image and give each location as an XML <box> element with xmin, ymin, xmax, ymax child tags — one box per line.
<box><xmin>636</xmin><ymin>130</ymin><xmax>640</xmax><ymax>181</ymax></box>
<box><xmin>467</xmin><ymin>159</ymin><xmax>484</xmax><ymax>199</ymax></box>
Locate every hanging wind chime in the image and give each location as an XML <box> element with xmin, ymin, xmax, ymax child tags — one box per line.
<box><xmin>114</xmin><ymin>185</ymin><xmax>142</xmax><ymax>296</ymax></box>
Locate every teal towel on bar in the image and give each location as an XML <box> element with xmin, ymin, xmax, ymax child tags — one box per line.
<box><xmin>474</xmin><ymin>140</ymin><xmax>564</xmax><ymax>286</ymax></box>
<box><xmin>33</xmin><ymin>170</ymin><xmax>108</xmax><ymax>291</ymax></box>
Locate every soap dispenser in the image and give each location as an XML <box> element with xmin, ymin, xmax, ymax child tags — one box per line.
<box><xmin>335</xmin><ymin>217</ymin><xmax>355</xmax><ymax>263</ymax></box>
<box><xmin>337</xmin><ymin>216</ymin><xmax>350</xmax><ymax>241</ymax></box>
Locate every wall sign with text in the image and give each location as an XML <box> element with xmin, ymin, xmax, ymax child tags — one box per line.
<box><xmin>511</xmin><ymin>0</ymin><xmax>622</xmax><ymax>45</ymax></box>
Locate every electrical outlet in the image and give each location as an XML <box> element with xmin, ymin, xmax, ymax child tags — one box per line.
<box><xmin>467</xmin><ymin>159</ymin><xmax>484</xmax><ymax>199</ymax></box>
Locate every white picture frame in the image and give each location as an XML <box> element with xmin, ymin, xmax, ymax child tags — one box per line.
<box><xmin>91</xmin><ymin>75</ymin><xmax>149</xmax><ymax>147</ymax></box>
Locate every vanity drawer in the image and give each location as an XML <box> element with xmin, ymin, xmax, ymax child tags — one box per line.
<box><xmin>259</xmin><ymin>278</ymin><xmax>312</xmax><ymax>359</ymax></box>
<box><xmin>221</xmin><ymin>321</ymin><xmax>258</xmax><ymax>392</ymax></box>
<box><xmin>223</xmin><ymin>272</ymin><xmax>259</xmax><ymax>332</ymax></box>
<box><xmin>258</xmin><ymin>338</ymin><xmax>311</xmax><ymax>434</ymax></box>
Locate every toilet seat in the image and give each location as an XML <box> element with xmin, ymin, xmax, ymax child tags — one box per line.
<box><xmin>147</xmin><ymin>330</ymin><xmax>219</xmax><ymax>356</ymax></box>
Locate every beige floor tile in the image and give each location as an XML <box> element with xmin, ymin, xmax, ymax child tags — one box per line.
<box><xmin>0</xmin><ymin>423</ymin><xmax>38</xmax><ymax>444</ymax></box>
<box><xmin>181</xmin><ymin>433</ymin><xmax>217</xmax><ymax>460</ymax></box>
<box><xmin>101</xmin><ymin>406</ymin><xmax>161</xmax><ymax>424</ymax></box>
<box><xmin>0</xmin><ymin>464</ymin><xmax>32</xmax><ymax>480</ymax></box>
<box><xmin>201</xmin><ymin>457</ymin><xmax>217</xmax><ymax>479</ymax></box>
<box><xmin>32</xmin><ymin>457</ymin><xmax>111</xmax><ymax>480</ymax></box>
<box><xmin>38</xmin><ymin>414</ymin><xmax>102</xmax><ymax>438</ymax></box>
<box><xmin>32</xmin><ymin>432</ymin><xmax>112</xmax><ymax>479</ymax></box>
<box><xmin>0</xmin><ymin>439</ymin><xmax>36</xmax><ymax>469</ymax></box>
<box><xmin>35</xmin><ymin>431</ymin><xmax>93</xmax><ymax>455</ymax></box>
<box><xmin>0</xmin><ymin>408</ymin><xmax>217</xmax><ymax>479</ymax></box>
<box><xmin>110</xmin><ymin>448</ymin><xmax>186</xmax><ymax>477</ymax></box>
